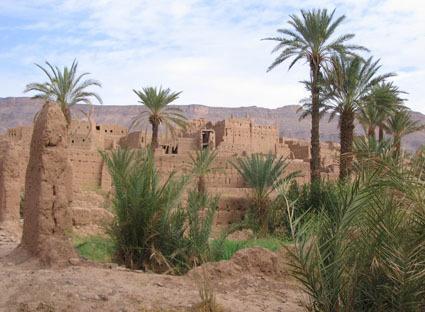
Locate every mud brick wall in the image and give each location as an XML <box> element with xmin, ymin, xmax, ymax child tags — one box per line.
<box><xmin>0</xmin><ymin>115</ymin><xmax>340</xmax><ymax>230</ymax></box>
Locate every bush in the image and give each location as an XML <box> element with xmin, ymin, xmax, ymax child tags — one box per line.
<box><xmin>231</xmin><ymin>153</ymin><xmax>299</xmax><ymax>235</ymax></box>
<box><xmin>289</xmin><ymin>158</ymin><xmax>425</xmax><ymax>311</ymax></box>
<box><xmin>186</xmin><ymin>190</ymin><xmax>218</xmax><ymax>266</ymax></box>
<box><xmin>287</xmin><ymin>179</ymin><xmax>340</xmax><ymax>215</ymax></box>
<box><xmin>101</xmin><ymin>148</ymin><xmax>217</xmax><ymax>273</ymax></box>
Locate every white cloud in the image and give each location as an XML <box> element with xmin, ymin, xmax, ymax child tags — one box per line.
<box><xmin>0</xmin><ymin>0</ymin><xmax>424</xmax><ymax>113</ymax></box>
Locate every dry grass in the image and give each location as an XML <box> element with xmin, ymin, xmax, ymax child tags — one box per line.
<box><xmin>191</xmin><ymin>268</ymin><xmax>225</xmax><ymax>312</ymax></box>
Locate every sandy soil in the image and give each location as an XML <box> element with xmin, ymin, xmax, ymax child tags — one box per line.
<box><xmin>0</xmin><ymin>230</ymin><xmax>305</xmax><ymax>312</ymax></box>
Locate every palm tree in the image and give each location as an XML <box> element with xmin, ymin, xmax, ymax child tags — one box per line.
<box><xmin>324</xmin><ymin>56</ymin><xmax>392</xmax><ymax>180</ymax></box>
<box><xmin>386</xmin><ymin>109</ymin><xmax>424</xmax><ymax>155</ymax></box>
<box><xmin>24</xmin><ymin>60</ymin><xmax>102</xmax><ymax>125</ymax></box>
<box><xmin>264</xmin><ymin>9</ymin><xmax>367</xmax><ymax>184</ymax></box>
<box><xmin>131</xmin><ymin>87</ymin><xmax>187</xmax><ymax>151</ymax></box>
<box><xmin>360</xmin><ymin>82</ymin><xmax>406</xmax><ymax>142</ymax></box>
<box><xmin>231</xmin><ymin>154</ymin><xmax>299</xmax><ymax>234</ymax></box>
<box><xmin>297</xmin><ymin>75</ymin><xmax>332</xmax><ymax>121</ymax></box>
<box><xmin>357</xmin><ymin>100</ymin><xmax>381</xmax><ymax>138</ymax></box>
<box><xmin>190</xmin><ymin>148</ymin><xmax>219</xmax><ymax>195</ymax></box>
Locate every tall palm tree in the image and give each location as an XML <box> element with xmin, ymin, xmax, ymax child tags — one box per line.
<box><xmin>264</xmin><ymin>9</ymin><xmax>367</xmax><ymax>184</ymax></box>
<box><xmin>324</xmin><ymin>56</ymin><xmax>392</xmax><ymax>180</ymax></box>
<box><xmin>24</xmin><ymin>60</ymin><xmax>102</xmax><ymax>125</ymax></box>
<box><xmin>386</xmin><ymin>109</ymin><xmax>424</xmax><ymax>155</ymax></box>
<box><xmin>360</xmin><ymin>82</ymin><xmax>406</xmax><ymax>141</ymax></box>
<box><xmin>131</xmin><ymin>87</ymin><xmax>187</xmax><ymax>151</ymax></box>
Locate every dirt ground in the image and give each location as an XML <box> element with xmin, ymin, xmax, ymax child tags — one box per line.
<box><xmin>0</xmin><ymin>229</ymin><xmax>305</xmax><ymax>312</ymax></box>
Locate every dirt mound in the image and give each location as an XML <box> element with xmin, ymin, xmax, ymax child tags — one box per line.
<box><xmin>18</xmin><ymin>101</ymin><xmax>77</xmax><ymax>266</ymax></box>
<box><xmin>189</xmin><ymin>247</ymin><xmax>285</xmax><ymax>280</ymax></box>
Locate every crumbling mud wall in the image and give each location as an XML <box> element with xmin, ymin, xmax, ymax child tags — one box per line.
<box><xmin>0</xmin><ymin>140</ymin><xmax>22</xmax><ymax>235</ymax></box>
<box><xmin>20</xmin><ymin>102</ymin><xmax>77</xmax><ymax>266</ymax></box>
<box><xmin>1</xmin><ymin>114</ymin><xmax>339</xmax><ymax>229</ymax></box>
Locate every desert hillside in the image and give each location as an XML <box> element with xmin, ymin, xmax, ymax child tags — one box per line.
<box><xmin>1</xmin><ymin>97</ymin><xmax>424</xmax><ymax>151</ymax></box>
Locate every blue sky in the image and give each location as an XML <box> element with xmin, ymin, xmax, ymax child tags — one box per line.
<box><xmin>0</xmin><ymin>0</ymin><xmax>424</xmax><ymax>112</ymax></box>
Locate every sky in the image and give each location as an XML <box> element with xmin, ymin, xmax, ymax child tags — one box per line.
<box><xmin>0</xmin><ymin>0</ymin><xmax>424</xmax><ymax>112</ymax></box>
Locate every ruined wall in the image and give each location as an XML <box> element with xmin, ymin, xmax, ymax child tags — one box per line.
<box><xmin>20</xmin><ymin>102</ymin><xmax>77</xmax><ymax>265</ymax></box>
<box><xmin>0</xmin><ymin>140</ymin><xmax>22</xmax><ymax>235</ymax></box>
<box><xmin>214</xmin><ymin>117</ymin><xmax>277</xmax><ymax>156</ymax></box>
<box><xmin>0</xmin><ymin>114</ymin><xmax>340</xmax><ymax>230</ymax></box>
<box><xmin>119</xmin><ymin>131</ymin><xmax>149</xmax><ymax>149</ymax></box>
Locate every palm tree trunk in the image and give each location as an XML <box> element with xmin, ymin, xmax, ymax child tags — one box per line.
<box><xmin>378</xmin><ymin>125</ymin><xmax>384</xmax><ymax>142</ymax></box>
<box><xmin>151</xmin><ymin>121</ymin><xmax>159</xmax><ymax>151</ymax></box>
<box><xmin>394</xmin><ymin>134</ymin><xmax>401</xmax><ymax>156</ymax></box>
<box><xmin>310</xmin><ymin>63</ymin><xmax>321</xmax><ymax>185</ymax></box>
<box><xmin>64</xmin><ymin>106</ymin><xmax>72</xmax><ymax>126</ymax></box>
<box><xmin>339</xmin><ymin>109</ymin><xmax>355</xmax><ymax>181</ymax></box>
<box><xmin>367</xmin><ymin>126</ymin><xmax>375</xmax><ymax>139</ymax></box>
<box><xmin>197</xmin><ymin>175</ymin><xmax>206</xmax><ymax>194</ymax></box>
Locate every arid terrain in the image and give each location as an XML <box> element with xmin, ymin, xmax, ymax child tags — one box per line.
<box><xmin>0</xmin><ymin>229</ymin><xmax>304</xmax><ymax>312</ymax></box>
<box><xmin>2</xmin><ymin>97</ymin><xmax>425</xmax><ymax>151</ymax></box>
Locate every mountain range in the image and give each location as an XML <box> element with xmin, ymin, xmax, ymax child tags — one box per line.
<box><xmin>1</xmin><ymin>97</ymin><xmax>425</xmax><ymax>151</ymax></box>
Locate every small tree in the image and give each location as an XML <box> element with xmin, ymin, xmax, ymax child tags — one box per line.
<box><xmin>386</xmin><ymin>109</ymin><xmax>424</xmax><ymax>156</ymax></box>
<box><xmin>131</xmin><ymin>87</ymin><xmax>187</xmax><ymax>151</ymax></box>
<box><xmin>231</xmin><ymin>154</ymin><xmax>299</xmax><ymax>235</ymax></box>
<box><xmin>359</xmin><ymin>82</ymin><xmax>406</xmax><ymax>141</ymax></box>
<box><xmin>190</xmin><ymin>148</ymin><xmax>219</xmax><ymax>194</ymax></box>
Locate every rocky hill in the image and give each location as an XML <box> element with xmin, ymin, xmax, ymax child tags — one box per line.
<box><xmin>1</xmin><ymin>97</ymin><xmax>425</xmax><ymax>151</ymax></box>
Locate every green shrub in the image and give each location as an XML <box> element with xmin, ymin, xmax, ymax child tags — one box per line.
<box><xmin>287</xmin><ymin>179</ymin><xmax>340</xmax><ymax>215</ymax></box>
<box><xmin>289</xmin><ymin>158</ymin><xmax>425</xmax><ymax>311</ymax></box>
<box><xmin>101</xmin><ymin>148</ymin><xmax>217</xmax><ymax>274</ymax></box>
<box><xmin>231</xmin><ymin>153</ymin><xmax>299</xmax><ymax>235</ymax></box>
<box><xmin>186</xmin><ymin>190</ymin><xmax>218</xmax><ymax>266</ymax></box>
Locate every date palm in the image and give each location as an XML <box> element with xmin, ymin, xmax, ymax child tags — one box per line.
<box><xmin>357</xmin><ymin>101</ymin><xmax>381</xmax><ymax>138</ymax></box>
<box><xmin>264</xmin><ymin>9</ymin><xmax>367</xmax><ymax>184</ymax></box>
<box><xmin>360</xmin><ymin>82</ymin><xmax>406</xmax><ymax>141</ymax></box>
<box><xmin>386</xmin><ymin>109</ymin><xmax>424</xmax><ymax>155</ymax></box>
<box><xmin>24</xmin><ymin>60</ymin><xmax>102</xmax><ymax>125</ymax></box>
<box><xmin>324</xmin><ymin>56</ymin><xmax>392</xmax><ymax>180</ymax></box>
<box><xmin>190</xmin><ymin>148</ymin><xmax>218</xmax><ymax>194</ymax></box>
<box><xmin>231</xmin><ymin>154</ymin><xmax>299</xmax><ymax>234</ymax></box>
<box><xmin>131</xmin><ymin>87</ymin><xmax>187</xmax><ymax>151</ymax></box>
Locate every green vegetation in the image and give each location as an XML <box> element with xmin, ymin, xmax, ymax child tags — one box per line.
<box><xmin>386</xmin><ymin>108</ymin><xmax>425</xmax><ymax>155</ymax></box>
<box><xmin>131</xmin><ymin>86</ymin><xmax>187</xmax><ymax>150</ymax></box>
<box><xmin>231</xmin><ymin>153</ymin><xmax>299</xmax><ymax>235</ymax></box>
<box><xmin>323</xmin><ymin>56</ymin><xmax>393</xmax><ymax>179</ymax></box>
<box><xmin>264</xmin><ymin>9</ymin><xmax>366</xmax><ymax>184</ymax></box>
<box><xmin>100</xmin><ymin>148</ymin><xmax>217</xmax><ymax>273</ymax></box>
<box><xmin>190</xmin><ymin>148</ymin><xmax>218</xmax><ymax>194</ymax></box>
<box><xmin>24</xmin><ymin>60</ymin><xmax>102</xmax><ymax>125</ymax></box>
<box><xmin>74</xmin><ymin>235</ymin><xmax>114</xmax><ymax>263</ymax></box>
<box><xmin>289</xmin><ymin>155</ymin><xmax>425</xmax><ymax>311</ymax></box>
<box><xmin>211</xmin><ymin>237</ymin><xmax>286</xmax><ymax>261</ymax></box>
<box><xmin>22</xmin><ymin>7</ymin><xmax>425</xmax><ymax>311</ymax></box>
